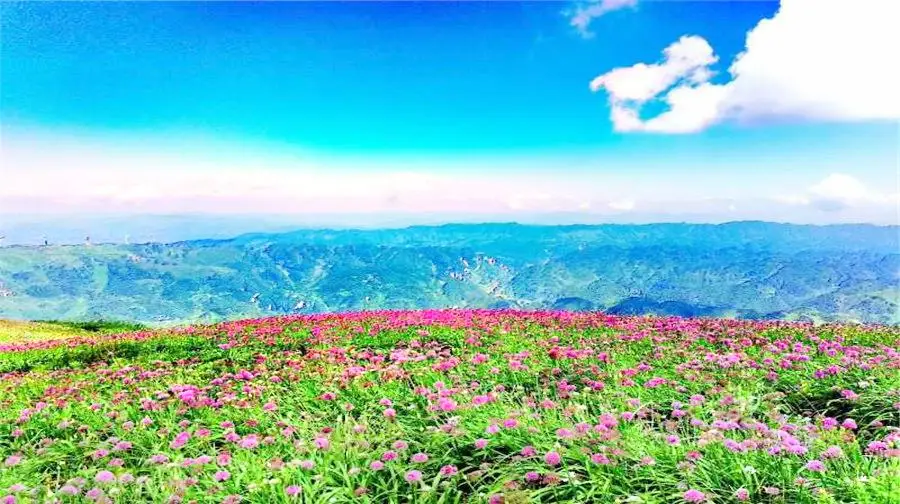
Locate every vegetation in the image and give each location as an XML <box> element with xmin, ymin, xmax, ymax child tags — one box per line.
<box><xmin>1</xmin><ymin>310</ymin><xmax>899</xmax><ymax>503</ymax></box>
<box><xmin>0</xmin><ymin>223</ymin><xmax>897</xmax><ymax>325</ymax></box>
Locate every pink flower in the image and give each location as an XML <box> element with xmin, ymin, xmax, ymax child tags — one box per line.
<box><xmin>437</xmin><ymin>398</ymin><xmax>457</xmax><ymax>412</ymax></box>
<box><xmin>369</xmin><ymin>460</ymin><xmax>385</xmax><ymax>471</ymax></box>
<box><xmin>383</xmin><ymin>408</ymin><xmax>397</xmax><ymax>419</ymax></box>
<box><xmin>683</xmin><ymin>489</ymin><xmax>706</xmax><ymax>502</ymax></box>
<box><xmin>840</xmin><ymin>389</ymin><xmax>859</xmax><ymax>401</ymax></box>
<box><xmin>822</xmin><ymin>446</ymin><xmax>844</xmax><ymax>459</ymax></box>
<box><xmin>472</xmin><ymin>395</ymin><xmax>490</xmax><ymax>406</ymax></box>
<box><xmin>411</xmin><ymin>453</ymin><xmax>429</xmax><ymax>463</ymax></box>
<box><xmin>544</xmin><ymin>451</ymin><xmax>561</xmax><ymax>466</ymax></box>
<box><xmin>520</xmin><ymin>445</ymin><xmax>536</xmax><ymax>457</ymax></box>
<box><xmin>285</xmin><ymin>486</ymin><xmax>301</xmax><ymax>497</ymax></box>
<box><xmin>214</xmin><ymin>471</ymin><xmax>230</xmax><ymax>482</ymax></box>
<box><xmin>381</xmin><ymin>451</ymin><xmax>398</xmax><ymax>461</ymax></box>
<box><xmin>392</xmin><ymin>440</ymin><xmax>408</xmax><ymax>450</ymax></box>
<box><xmin>841</xmin><ymin>418</ymin><xmax>858</xmax><ymax>430</ymax></box>
<box><xmin>170</xmin><ymin>431</ymin><xmax>191</xmax><ymax>449</ymax></box>
<box><xmin>4</xmin><ymin>455</ymin><xmax>22</xmax><ymax>467</ymax></box>
<box><xmin>474</xmin><ymin>438</ymin><xmax>489</xmax><ymax>449</ymax></box>
<box><xmin>735</xmin><ymin>488</ymin><xmax>750</xmax><ymax>501</ymax></box>
<box><xmin>299</xmin><ymin>459</ymin><xmax>315</xmax><ymax>470</ymax></box>
<box><xmin>804</xmin><ymin>459</ymin><xmax>825</xmax><ymax>472</ymax></box>
<box><xmin>149</xmin><ymin>454</ymin><xmax>169</xmax><ymax>464</ymax></box>
<box><xmin>313</xmin><ymin>437</ymin><xmax>330</xmax><ymax>450</ymax></box>
<box><xmin>524</xmin><ymin>471</ymin><xmax>541</xmax><ymax>482</ymax></box>
<box><xmin>591</xmin><ymin>453</ymin><xmax>610</xmax><ymax>465</ymax></box>
<box><xmin>94</xmin><ymin>471</ymin><xmax>116</xmax><ymax>484</ymax></box>
<box><xmin>440</xmin><ymin>465</ymin><xmax>458</xmax><ymax>476</ymax></box>
<box><xmin>238</xmin><ymin>435</ymin><xmax>259</xmax><ymax>449</ymax></box>
<box><xmin>866</xmin><ymin>441</ymin><xmax>888</xmax><ymax>455</ymax></box>
<box><xmin>405</xmin><ymin>470</ymin><xmax>423</xmax><ymax>483</ymax></box>
<box><xmin>59</xmin><ymin>485</ymin><xmax>80</xmax><ymax>496</ymax></box>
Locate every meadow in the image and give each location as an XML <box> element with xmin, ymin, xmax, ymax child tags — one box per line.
<box><xmin>1</xmin><ymin>310</ymin><xmax>899</xmax><ymax>503</ymax></box>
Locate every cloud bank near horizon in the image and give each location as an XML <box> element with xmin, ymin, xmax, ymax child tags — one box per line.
<box><xmin>1</xmin><ymin>129</ymin><xmax>896</xmax><ymax>226</ymax></box>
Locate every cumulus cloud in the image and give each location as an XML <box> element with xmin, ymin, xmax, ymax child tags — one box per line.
<box><xmin>590</xmin><ymin>0</ymin><xmax>900</xmax><ymax>133</ymax></box>
<box><xmin>569</xmin><ymin>0</ymin><xmax>637</xmax><ymax>38</ymax></box>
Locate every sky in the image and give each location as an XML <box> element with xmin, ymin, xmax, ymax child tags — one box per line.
<box><xmin>1</xmin><ymin>0</ymin><xmax>898</xmax><ymax>239</ymax></box>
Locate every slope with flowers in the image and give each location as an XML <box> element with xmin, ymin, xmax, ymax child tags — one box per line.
<box><xmin>1</xmin><ymin>310</ymin><xmax>899</xmax><ymax>503</ymax></box>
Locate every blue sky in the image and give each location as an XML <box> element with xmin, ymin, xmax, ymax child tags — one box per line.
<box><xmin>1</xmin><ymin>0</ymin><xmax>898</xmax><ymax>229</ymax></box>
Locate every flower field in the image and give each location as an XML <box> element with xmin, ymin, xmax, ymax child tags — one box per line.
<box><xmin>1</xmin><ymin>310</ymin><xmax>899</xmax><ymax>503</ymax></box>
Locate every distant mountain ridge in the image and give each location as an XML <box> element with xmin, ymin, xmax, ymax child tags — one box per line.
<box><xmin>0</xmin><ymin>222</ymin><xmax>897</xmax><ymax>324</ymax></box>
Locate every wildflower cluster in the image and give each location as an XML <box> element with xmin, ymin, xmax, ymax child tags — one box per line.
<box><xmin>1</xmin><ymin>310</ymin><xmax>899</xmax><ymax>503</ymax></box>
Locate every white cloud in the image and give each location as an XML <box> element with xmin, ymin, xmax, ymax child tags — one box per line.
<box><xmin>569</xmin><ymin>0</ymin><xmax>637</xmax><ymax>38</ymax></box>
<box><xmin>590</xmin><ymin>0</ymin><xmax>900</xmax><ymax>133</ymax></box>
<box><xmin>780</xmin><ymin>173</ymin><xmax>899</xmax><ymax>212</ymax></box>
<box><xmin>608</xmin><ymin>198</ymin><xmax>636</xmax><ymax>211</ymax></box>
<box><xmin>2</xmin><ymin>129</ymin><xmax>896</xmax><ymax>225</ymax></box>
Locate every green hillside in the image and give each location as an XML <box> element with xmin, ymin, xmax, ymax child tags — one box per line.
<box><xmin>0</xmin><ymin>222</ymin><xmax>897</xmax><ymax>324</ymax></box>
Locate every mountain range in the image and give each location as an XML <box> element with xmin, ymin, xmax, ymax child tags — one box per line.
<box><xmin>0</xmin><ymin>222</ymin><xmax>897</xmax><ymax>324</ymax></box>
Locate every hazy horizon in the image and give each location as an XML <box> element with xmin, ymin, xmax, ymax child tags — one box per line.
<box><xmin>2</xmin><ymin>214</ymin><xmax>897</xmax><ymax>247</ymax></box>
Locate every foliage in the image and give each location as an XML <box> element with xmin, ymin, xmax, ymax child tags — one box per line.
<box><xmin>1</xmin><ymin>310</ymin><xmax>899</xmax><ymax>503</ymax></box>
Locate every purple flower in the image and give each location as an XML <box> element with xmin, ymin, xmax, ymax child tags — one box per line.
<box><xmin>804</xmin><ymin>459</ymin><xmax>825</xmax><ymax>472</ymax></box>
<box><xmin>214</xmin><ymin>471</ymin><xmax>230</xmax><ymax>482</ymax></box>
<box><xmin>683</xmin><ymin>489</ymin><xmax>706</xmax><ymax>502</ymax></box>
<box><xmin>94</xmin><ymin>471</ymin><xmax>116</xmax><ymax>484</ymax></box>
<box><xmin>822</xmin><ymin>446</ymin><xmax>844</xmax><ymax>459</ymax></box>
<box><xmin>544</xmin><ymin>451</ymin><xmax>561</xmax><ymax>466</ymax></box>
<box><xmin>405</xmin><ymin>470</ymin><xmax>423</xmax><ymax>483</ymax></box>
<box><xmin>59</xmin><ymin>485</ymin><xmax>80</xmax><ymax>496</ymax></box>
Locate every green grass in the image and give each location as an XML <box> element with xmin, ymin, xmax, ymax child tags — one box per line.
<box><xmin>1</xmin><ymin>312</ymin><xmax>899</xmax><ymax>503</ymax></box>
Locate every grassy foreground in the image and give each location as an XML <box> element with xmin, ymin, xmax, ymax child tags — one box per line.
<box><xmin>1</xmin><ymin>310</ymin><xmax>899</xmax><ymax>503</ymax></box>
